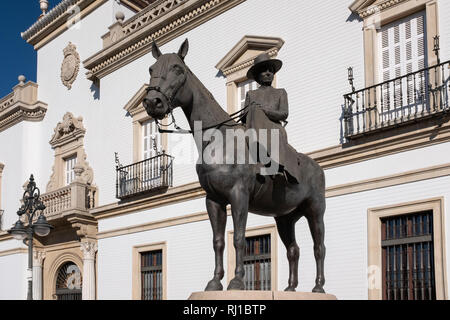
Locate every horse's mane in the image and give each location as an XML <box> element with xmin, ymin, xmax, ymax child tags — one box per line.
<box><xmin>184</xmin><ymin>63</ymin><xmax>238</xmax><ymax>127</ymax></box>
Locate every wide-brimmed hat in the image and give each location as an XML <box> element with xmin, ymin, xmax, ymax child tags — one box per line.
<box><xmin>246</xmin><ymin>53</ymin><xmax>282</xmax><ymax>81</ymax></box>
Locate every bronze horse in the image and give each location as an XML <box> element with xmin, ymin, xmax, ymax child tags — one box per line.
<box><xmin>143</xmin><ymin>39</ymin><xmax>326</xmax><ymax>293</ymax></box>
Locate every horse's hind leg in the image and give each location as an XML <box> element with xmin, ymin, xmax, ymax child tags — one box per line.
<box><xmin>275</xmin><ymin>212</ymin><xmax>301</xmax><ymax>291</ymax></box>
<box><xmin>305</xmin><ymin>196</ymin><xmax>326</xmax><ymax>293</ymax></box>
<box><xmin>205</xmin><ymin>197</ymin><xmax>227</xmax><ymax>291</ymax></box>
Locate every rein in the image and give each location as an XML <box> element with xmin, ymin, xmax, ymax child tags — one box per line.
<box><xmin>155</xmin><ymin>106</ymin><xmax>249</xmax><ymax>134</ymax></box>
<box><xmin>147</xmin><ymin>62</ymin><xmax>248</xmax><ymax>135</ymax></box>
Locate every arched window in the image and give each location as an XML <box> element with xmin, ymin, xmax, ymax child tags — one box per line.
<box><xmin>55</xmin><ymin>262</ymin><xmax>82</xmax><ymax>300</ymax></box>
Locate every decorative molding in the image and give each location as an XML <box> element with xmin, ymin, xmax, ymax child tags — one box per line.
<box><xmin>80</xmin><ymin>241</ymin><xmax>97</xmax><ymax>260</ymax></box>
<box><xmin>308</xmin><ymin>117</ymin><xmax>450</xmax><ymax>170</ymax></box>
<box><xmin>94</xmin><ymin>161</ymin><xmax>450</xmax><ymax>226</ymax></box>
<box><xmin>132</xmin><ymin>241</ymin><xmax>167</xmax><ymax>300</ymax></box>
<box><xmin>326</xmin><ymin>162</ymin><xmax>450</xmax><ymax>198</ymax></box>
<box><xmin>0</xmin><ymin>248</ymin><xmax>28</xmax><ymax>257</ymax></box>
<box><xmin>49</xmin><ymin>112</ymin><xmax>86</xmax><ymax>148</ymax></box>
<box><xmin>47</xmin><ymin>112</ymin><xmax>94</xmax><ymax>193</ymax></box>
<box><xmin>367</xmin><ymin>197</ymin><xmax>448</xmax><ymax>300</ymax></box>
<box><xmin>215</xmin><ymin>35</ymin><xmax>284</xmax><ymax>76</ymax></box>
<box><xmin>349</xmin><ymin>0</ymin><xmax>410</xmax><ymax>18</ymax></box>
<box><xmin>21</xmin><ymin>0</ymin><xmax>108</xmax><ymax>50</ymax></box>
<box><xmin>124</xmin><ymin>84</ymin><xmax>149</xmax><ymax>117</ymax></box>
<box><xmin>0</xmin><ymin>80</ymin><xmax>47</xmax><ymax>133</ymax></box>
<box><xmin>61</xmin><ymin>42</ymin><xmax>80</xmax><ymax>90</ymax></box>
<box><xmin>90</xmin><ymin>181</ymin><xmax>204</xmax><ymax>220</ymax></box>
<box><xmin>121</xmin><ymin>0</ymin><xmax>155</xmax><ymax>12</ymax></box>
<box><xmin>33</xmin><ymin>250</ymin><xmax>46</xmax><ymax>266</ymax></box>
<box><xmin>84</xmin><ymin>0</ymin><xmax>247</xmax><ymax>80</ymax></box>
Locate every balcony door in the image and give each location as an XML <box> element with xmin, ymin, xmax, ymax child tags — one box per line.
<box><xmin>378</xmin><ymin>11</ymin><xmax>428</xmax><ymax>120</ymax></box>
<box><xmin>142</xmin><ymin>120</ymin><xmax>161</xmax><ymax>188</ymax></box>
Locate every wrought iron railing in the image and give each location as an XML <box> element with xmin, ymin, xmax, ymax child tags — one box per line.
<box><xmin>116</xmin><ymin>152</ymin><xmax>173</xmax><ymax>200</ymax></box>
<box><xmin>343</xmin><ymin>60</ymin><xmax>450</xmax><ymax>139</ymax></box>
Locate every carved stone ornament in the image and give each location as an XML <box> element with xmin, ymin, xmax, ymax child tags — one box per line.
<box><xmin>49</xmin><ymin>112</ymin><xmax>86</xmax><ymax>148</ymax></box>
<box><xmin>61</xmin><ymin>42</ymin><xmax>80</xmax><ymax>90</ymax></box>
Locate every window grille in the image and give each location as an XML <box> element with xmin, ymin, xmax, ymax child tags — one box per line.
<box><xmin>141</xmin><ymin>250</ymin><xmax>163</xmax><ymax>300</ymax></box>
<box><xmin>381</xmin><ymin>211</ymin><xmax>435</xmax><ymax>300</ymax></box>
<box><xmin>243</xmin><ymin>234</ymin><xmax>271</xmax><ymax>290</ymax></box>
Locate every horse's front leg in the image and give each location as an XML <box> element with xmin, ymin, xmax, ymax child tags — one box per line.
<box><xmin>227</xmin><ymin>187</ymin><xmax>249</xmax><ymax>290</ymax></box>
<box><xmin>205</xmin><ymin>197</ymin><xmax>227</xmax><ymax>291</ymax></box>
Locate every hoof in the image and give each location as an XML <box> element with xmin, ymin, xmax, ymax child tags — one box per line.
<box><xmin>312</xmin><ymin>285</ymin><xmax>325</xmax><ymax>294</ymax></box>
<box><xmin>284</xmin><ymin>286</ymin><xmax>296</xmax><ymax>292</ymax></box>
<box><xmin>227</xmin><ymin>277</ymin><xmax>245</xmax><ymax>290</ymax></box>
<box><xmin>205</xmin><ymin>279</ymin><xmax>223</xmax><ymax>291</ymax></box>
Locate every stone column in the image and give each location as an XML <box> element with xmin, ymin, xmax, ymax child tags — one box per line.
<box><xmin>32</xmin><ymin>250</ymin><xmax>45</xmax><ymax>300</ymax></box>
<box><xmin>80</xmin><ymin>241</ymin><xmax>97</xmax><ymax>300</ymax></box>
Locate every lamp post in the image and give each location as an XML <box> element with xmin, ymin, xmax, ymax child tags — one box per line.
<box><xmin>8</xmin><ymin>174</ymin><xmax>53</xmax><ymax>300</ymax></box>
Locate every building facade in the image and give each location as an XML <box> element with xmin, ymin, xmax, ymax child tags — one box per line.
<box><xmin>0</xmin><ymin>0</ymin><xmax>449</xmax><ymax>300</ymax></box>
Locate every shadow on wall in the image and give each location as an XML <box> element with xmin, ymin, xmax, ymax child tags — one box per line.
<box><xmin>90</xmin><ymin>81</ymin><xmax>100</xmax><ymax>100</ymax></box>
<box><xmin>346</xmin><ymin>12</ymin><xmax>362</xmax><ymax>23</ymax></box>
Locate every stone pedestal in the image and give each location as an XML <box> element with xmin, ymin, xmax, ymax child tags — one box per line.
<box><xmin>188</xmin><ymin>291</ymin><xmax>337</xmax><ymax>300</ymax></box>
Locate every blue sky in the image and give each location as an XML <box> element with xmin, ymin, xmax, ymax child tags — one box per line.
<box><xmin>0</xmin><ymin>1</ymin><xmax>42</xmax><ymax>97</ymax></box>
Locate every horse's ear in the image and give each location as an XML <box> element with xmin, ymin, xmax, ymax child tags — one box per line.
<box><xmin>177</xmin><ymin>38</ymin><xmax>189</xmax><ymax>60</ymax></box>
<box><xmin>152</xmin><ymin>41</ymin><xmax>162</xmax><ymax>60</ymax></box>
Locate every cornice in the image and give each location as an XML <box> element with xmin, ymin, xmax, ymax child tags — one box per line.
<box><xmin>0</xmin><ymin>80</ymin><xmax>47</xmax><ymax>133</ymax></box>
<box><xmin>21</xmin><ymin>0</ymin><xmax>108</xmax><ymax>50</ymax></box>
<box><xmin>124</xmin><ymin>84</ymin><xmax>149</xmax><ymax>116</ymax></box>
<box><xmin>222</xmin><ymin>47</ymin><xmax>279</xmax><ymax>76</ymax></box>
<box><xmin>215</xmin><ymin>35</ymin><xmax>284</xmax><ymax>74</ymax></box>
<box><xmin>83</xmin><ymin>0</ymin><xmax>247</xmax><ymax>81</ymax></box>
<box><xmin>0</xmin><ymin>103</ymin><xmax>47</xmax><ymax>133</ymax></box>
<box><xmin>351</xmin><ymin>0</ymin><xmax>410</xmax><ymax>18</ymax></box>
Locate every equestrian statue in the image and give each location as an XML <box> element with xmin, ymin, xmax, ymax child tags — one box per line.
<box><xmin>143</xmin><ymin>39</ymin><xmax>326</xmax><ymax>293</ymax></box>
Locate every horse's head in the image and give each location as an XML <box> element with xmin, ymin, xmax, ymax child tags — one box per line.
<box><xmin>143</xmin><ymin>39</ymin><xmax>190</xmax><ymax>120</ymax></box>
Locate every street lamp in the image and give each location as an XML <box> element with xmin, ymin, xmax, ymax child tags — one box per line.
<box><xmin>8</xmin><ymin>174</ymin><xmax>53</xmax><ymax>300</ymax></box>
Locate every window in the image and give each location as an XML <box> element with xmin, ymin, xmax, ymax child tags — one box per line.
<box><xmin>367</xmin><ymin>198</ymin><xmax>447</xmax><ymax>300</ymax></box>
<box><xmin>65</xmin><ymin>155</ymin><xmax>77</xmax><ymax>185</ymax></box>
<box><xmin>141</xmin><ymin>250</ymin><xmax>163</xmax><ymax>300</ymax></box>
<box><xmin>124</xmin><ymin>84</ymin><xmax>167</xmax><ymax>163</ymax></box>
<box><xmin>142</xmin><ymin>120</ymin><xmax>159</xmax><ymax>160</ymax></box>
<box><xmin>47</xmin><ymin>112</ymin><xmax>94</xmax><ymax>193</ymax></box>
<box><xmin>215</xmin><ymin>35</ymin><xmax>284</xmax><ymax>114</ymax></box>
<box><xmin>244</xmin><ymin>234</ymin><xmax>271</xmax><ymax>290</ymax></box>
<box><xmin>132</xmin><ymin>242</ymin><xmax>167</xmax><ymax>300</ymax></box>
<box><xmin>55</xmin><ymin>262</ymin><xmax>82</xmax><ymax>300</ymax></box>
<box><xmin>381</xmin><ymin>211</ymin><xmax>435</xmax><ymax>300</ymax></box>
<box><xmin>227</xmin><ymin>225</ymin><xmax>277</xmax><ymax>290</ymax></box>
<box><xmin>379</xmin><ymin>12</ymin><xmax>426</xmax><ymax>83</ymax></box>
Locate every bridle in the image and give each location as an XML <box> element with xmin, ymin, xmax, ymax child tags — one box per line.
<box><xmin>146</xmin><ymin>64</ymin><xmax>248</xmax><ymax>134</ymax></box>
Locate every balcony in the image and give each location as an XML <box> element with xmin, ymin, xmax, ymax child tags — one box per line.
<box><xmin>343</xmin><ymin>60</ymin><xmax>450</xmax><ymax>140</ymax></box>
<box><xmin>116</xmin><ymin>152</ymin><xmax>173</xmax><ymax>200</ymax></box>
<box><xmin>39</xmin><ymin>182</ymin><xmax>97</xmax><ymax>222</ymax></box>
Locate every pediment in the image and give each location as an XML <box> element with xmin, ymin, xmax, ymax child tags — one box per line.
<box><xmin>349</xmin><ymin>0</ymin><xmax>376</xmax><ymax>13</ymax></box>
<box><xmin>215</xmin><ymin>35</ymin><xmax>284</xmax><ymax>75</ymax></box>
<box><xmin>49</xmin><ymin>112</ymin><xmax>86</xmax><ymax>148</ymax></box>
<box><xmin>349</xmin><ymin>0</ymin><xmax>407</xmax><ymax>18</ymax></box>
<box><xmin>124</xmin><ymin>84</ymin><xmax>149</xmax><ymax>117</ymax></box>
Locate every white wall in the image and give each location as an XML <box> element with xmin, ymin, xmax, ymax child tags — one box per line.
<box><xmin>0</xmin><ymin>239</ymin><xmax>27</xmax><ymax>300</ymax></box>
<box><xmin>97</xmin><ymin>174</ymin><xmax>450</xmax><ymax>300</ymax></box>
